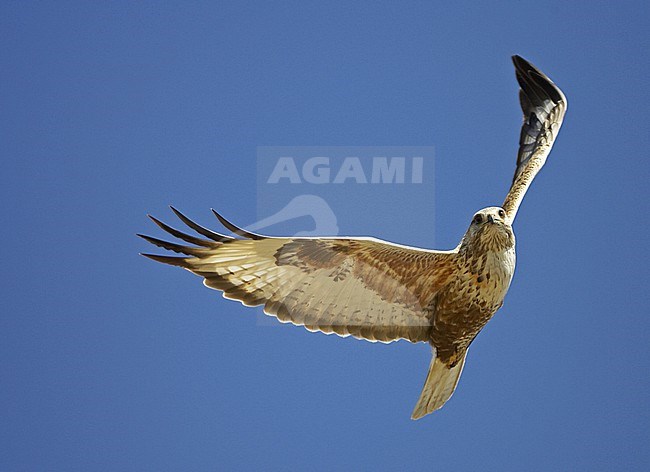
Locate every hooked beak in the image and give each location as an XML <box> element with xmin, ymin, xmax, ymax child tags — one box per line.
<box><xmin>487</xmin><ymin>215</ymin><xmax>495</xmax><ymax>224</ymax></box>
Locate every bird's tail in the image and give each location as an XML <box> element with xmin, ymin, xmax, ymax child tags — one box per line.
<box><xmin>411</xmin><ymin>351</ymin><xmax>467</xmax><ymax>420</ymax></box>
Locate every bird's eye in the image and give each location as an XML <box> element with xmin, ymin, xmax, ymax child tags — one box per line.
<box><xmin>498</xmin><ymin>209</ymin><xmax>505</xmax><ymax>219</ymax></box>
<box><xmin>473</xmin><ymin>214</ymin><xmax>483</xmax><ymax>224</ymax></box>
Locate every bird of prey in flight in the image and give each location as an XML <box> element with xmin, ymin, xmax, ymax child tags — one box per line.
<box><xmin>139</xmin><ymin>56</ymin><xmax>567</xmax><ymax>419</ymax></box>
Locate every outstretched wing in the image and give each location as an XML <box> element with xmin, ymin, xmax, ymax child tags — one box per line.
<box><xmin>502</xmin><ymin>55</ymin><xmax>567</xmax><ymax>223</ymax></box>
<box><xmin>139</xmin><ymin>208</ymin><xmax>457</xmax><ymax>344</ymax></box>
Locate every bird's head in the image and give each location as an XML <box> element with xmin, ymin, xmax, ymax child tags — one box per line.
<box><xmin>460</xmin><ymin>207</ymin><xmax>515</xmax><ymax>252</ymax></box>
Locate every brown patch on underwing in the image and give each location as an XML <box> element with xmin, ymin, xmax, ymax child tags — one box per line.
<box><xmin>347</xmin><ymin>240</ymin><xmax>456</xmax><ymax>309</ymax></box>
<box><xmin>275</xmin><ymin>240</ymin><xmax>349</xmax><ymax>274</ymax></box>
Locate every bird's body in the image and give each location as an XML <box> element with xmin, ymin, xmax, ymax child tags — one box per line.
<box><xmin>140</xmin><ymin>56</ymin><xmax>567</xmax><ymax>419</ymax></box>
<box><xmin>433</xmin><ymin>212</ymin><xmax>516</xmax><ymax>364</ymax></box>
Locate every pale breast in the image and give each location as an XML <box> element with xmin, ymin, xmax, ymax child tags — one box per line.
<box><xmin>430</xmin><ymin>246</ymin><xmax>516</xmax><ymax>360</ymax></box>
<box><xmin>476</xmin><ymin>247</ymin><xmax>516</xmax><ymax>310</ymax></box>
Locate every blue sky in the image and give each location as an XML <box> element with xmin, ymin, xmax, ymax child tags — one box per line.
<box><xmin>2</xmin><ymin>1</ymin><xmax>649</xmax><ymax>470</ymax></box>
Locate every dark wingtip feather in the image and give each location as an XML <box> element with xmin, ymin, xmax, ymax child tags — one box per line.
<box><xmin>169</xmin><ymin>206</ymin><xmax>234</xmax><ymax>242</ymax></box>
<box><xmin>512</xmin><ymin>55</ymin><xmax>565</xmax><ymax>105</ymax></box>
<box><xmin>137</xmin><ymin>233</ymin><xmax>206</xmax><ymax>256</ymax></box>
<box><xmin>511</xmin><ymin>54</ymin><xmax>526</xmax><ymax>67</ymax></box>
<box><xmin>147</xmin><ymin>214</ymin><xmax>219</xmax><ymax>248</ymax></box>
<box><xmin>211</xmin><ymin>209</ymin><xmax>266</xmax><ymax>240</ymax></box>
